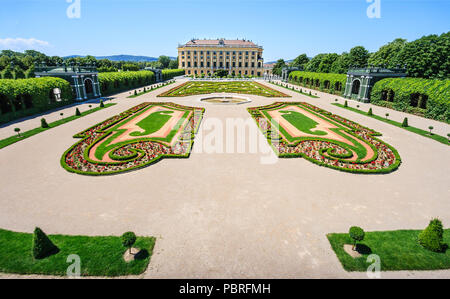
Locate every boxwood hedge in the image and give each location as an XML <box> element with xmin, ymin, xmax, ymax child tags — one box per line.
<box><xmin>161</xmin><ymin>69</ymin><xmax>185</xmax><ymax>80</ymax></box>
<box><xmin>0</xmin><ymin>77</ymin><xmax>73</xmax><ymax>124</ymax></box>
<box><xmin>371</xmin><ymin>78</ymin><xmax>450</xmax><ymax>123</ymax></box>
<box><xmin>288</xmin><ymin>71</ymin><xmax>347</xmax><ymax>95</ymax></box>
<box><xmin>98</xmin><ymin>71</ymin><xmax>156</xmax><ymax>96</ymax></box>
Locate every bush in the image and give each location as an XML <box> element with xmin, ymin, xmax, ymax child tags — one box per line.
<box><xmin>288</xmin><ymin>70</ymin><xmax>347</xmax><ymax>95</ymax></box>
<box><xmin>32</xmin><ymin>227</ymin><xmax>58</xmax><ymax>259</ymax></box>
<box><xmin>98</xmin><ymin>71</ymin><xmax>156</xmax><ymax>96</ymax></box>
<box><xmin>100</xmin><ymin>100</ymin><xmax>104</xmax><ymax>108</ymax></box>
<box><xmin>349</xmin><ymin>226</ymin><xmax>365</xmax><ymax>250</ymax></box>
<box><xmin>368</xmin><ymin>108</ymin><xmax>373</xmax><ymax>116</ymax></box>
<box><xmin>418</xmin><ymin>219</ymin><xmax>445</xmax><ymax>252</ymax></box>
<box><xmin>344</xmin><ymin>100</ymin><xmax>348</xmax><ymax>108</ymax></box>
<box><xmin>401</xmin><ymin>117</ymin><xmax>409</xmax><ymax>127</ymax></box>
<box><xmin>121</xmin><ymin>232</ymin><xmax>137</xmax><ymax>254</ymax></box>
<box><xmin>40</xmin><ymin>118</ymin><xmax>49</xmax><ymax>128</ymax></box>
<box><xmin>0</xmin><ymin>77</ymin><xmax>73</xmax><ymax>124</ymax></box>
<box><xmin>75</xmin><ymin>108</ymin><xmax>81</xmax><ymax>116</ymax></box>
<box><xmin>371</xmin><ymin>78</ymin><xmax>450</xmax><ymax>123</ymax></box>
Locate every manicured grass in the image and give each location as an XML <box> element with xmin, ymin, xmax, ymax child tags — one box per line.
<box><xmin>0</xmin><ymin>103</ymin><xmax>116</xmax><ymax>150</ymax></box>
<box><xmin>279</xmin><ymin>110</ymin><xmax>327</xmax><ymax>136</ymax></box>
<box><xmin>268</xmin><ymin>81</ymin><xmax>320</xmax><ymax>98</ymax></box>
<box><xmin>333</xmin><ymin>103</ymin><xmax>450</xmax><ymax>146</ymax></box>
<box><xmin>327</xmin><ymin>229</ymin><xmax>450</xmax><ymax>271</ymax></box>
<box><xmin>130</xmin><ymin>111</ymin><xmax>173</xmax><ymax>136</ymax></box>
<box><xmin>158</xmin><ymin>81</ymin><xmax>290</xmax><ymax>97</ymax></box>
<box><xmin>127</xmin><ymin>81</ymin><xmax>175</xmax><ymax>98</ymax></box>
<box><xmin>0</xmin><ymin>228</ymin><xmax>155</xmax><ymax>276</ymax></box>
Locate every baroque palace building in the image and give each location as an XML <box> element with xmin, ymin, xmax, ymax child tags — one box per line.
<box><xmin>178</xmin><ymin>39</ymin><xmax>264</xmax><ymax>77</ymax></box>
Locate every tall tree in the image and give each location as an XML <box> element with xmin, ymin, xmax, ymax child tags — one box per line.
<box><xmin>272</xmin><ymin>59</ymin><xmax>286</xmax><ymax>76</ymax></box>
<box><xmin>317</xmin><ymin>53</ymin><xmax>339</xmax><ymax>73</ymax></box>
<box><xmin>330</xmin><ymin>52</ymin><xmax>351</xmax><ymax>74</ymax></box>
<box><xmin>158</xmin><ymin>56</ymin><xmax>171</xmax><ymax>69</ymax></box>
<box><xmin>348</xmin><ymin>46</ymin><xmax>370</xmax><ymax>67</ymax></box>
<box><xmin>368</xmin><ymin>38</ymin><xmax>407</xmax><ymax>67</ymax></box>
<box><xmin>290</xmin><ymin>54</ymin><xmax>309</xmax><ymax>69</ymax></box>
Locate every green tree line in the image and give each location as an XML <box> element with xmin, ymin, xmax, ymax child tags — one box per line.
<box><xmin>0</xmin><ymin>50</ymin><xmax>179</xmax><ymax>79</ymax></box>
<box><xmin>273</xmin><ymin>32</ymin><xmax>449</xmax><ymax>79</ymax></box>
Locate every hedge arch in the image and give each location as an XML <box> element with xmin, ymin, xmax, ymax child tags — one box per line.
<box><xmin>371</xmin><ymin>78</ymin><xmax>449</xmax><ymax>123</ymax></box>
<box><xmin>288</xmin><ymin>71</ymin><xmax>347</xmax><ymax>95</ymax></box>
<box><xmin>0</xmin><ymin>77</ymin><xmax>73</xmax><ymax>124</ymax></box>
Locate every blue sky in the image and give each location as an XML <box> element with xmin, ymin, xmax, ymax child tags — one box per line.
<box><xmin>0</xmin><ymin>0</ymin><xmax>448</xmax><ymax>61</ymax></box>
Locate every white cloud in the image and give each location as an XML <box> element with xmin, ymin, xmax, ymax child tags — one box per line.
<box><xmin>0</xmin><ymin>38</ymin><xmax>51</xmax><ymax>52</ymax></box>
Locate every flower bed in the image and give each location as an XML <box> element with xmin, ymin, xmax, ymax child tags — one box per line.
<box><xmin>157</xmin><ymin>81</ymin><xmax>290</xmax><ymax>97</ymax></box>
<box><xmin>248</xmin><ymin>102</ymin><xmax>401</xmax><ymax>174</ymax></box>
<box><xmin>61</xmin><ymin>102</ymin><xmax>204</xmax><ymax>176</ymax></box>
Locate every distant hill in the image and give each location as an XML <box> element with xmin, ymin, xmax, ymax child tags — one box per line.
<box><xmin>63</xmin><ymin>55</ymin><xmax>176</xmax><ymax>62</ymax></box>
<box><xmin>265</xmin><ymin>59</ymin><xmax>294</xmax><ymax>64</ymax></box>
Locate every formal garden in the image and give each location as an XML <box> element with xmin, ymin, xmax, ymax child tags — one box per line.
<box><xmin>248</xmin><ymin>102</ymin><xmax>401</xmax><ymax>174</ymax></box>
<box><xmin>61</xmin><ymin>102</ymin><xmax>204</xmax><ymax>175</ymax></box>
<box><xmin>157</xmin><ymin>81</ymin><xmax>290</xmax><ymax>97</ymax></box>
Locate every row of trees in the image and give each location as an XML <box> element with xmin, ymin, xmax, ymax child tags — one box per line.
<box><xmin>0</xmin><ymin>50</ymin><xmax>179</xmax><ymax>79</ymax></box>
<box><xmin>273</xmin><ymin>31</ymin><xmax>449</xmax><ymax>79</ymax></box>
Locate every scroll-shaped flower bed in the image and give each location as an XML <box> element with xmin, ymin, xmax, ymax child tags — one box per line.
<box><xmin>61</xmin><ymin>102</ymin><xmax>204</xmax><ymax>175</ymax></box>
<box><xmin>248</xmin><ymin>102</ymin><xmax>401</xmax><ymax>174</ymax></box>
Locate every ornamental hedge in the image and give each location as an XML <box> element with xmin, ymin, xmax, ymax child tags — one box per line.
<box><xmin>0</xmin><ymin>77</ymin><xmax>73</xmax><ymax>124</ymax></box>
<box><xmin>161</xmin><ymin>69</ymin><xmax>185</xmax><ymax>80</ymax></box>
<box><xmin>371</xmin><ymin>78</ymin><xmax>450</xmax><ymax>123</ymax></box>
<box><xmin>288</xmin><ymin>71</ymin><xmax>347</xmax><ymax>95</ymax></box>
<box><xmin>98</xmin><ymin>71</ymin><xmax>156</xmax><ymax>96</ymax></box>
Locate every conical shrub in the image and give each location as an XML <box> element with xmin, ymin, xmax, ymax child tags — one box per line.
<box><xmin>75</xmin><ymin>108</ymin><xmax>81</xmax><ymax>116</ymax></box>
<box><xmin>401</xmin><ymin>117</ymin><xmax>408</xmax><ymax>127</ymax></box>
<box><xmin>418</xmin><ymin>219</ymin><xmax>445</xmax><ymax>252</ymax></box>
<box><xmin>32</xmin><ymin>227</ymin><xmax>59</xmax><ymax>259</ymax></box>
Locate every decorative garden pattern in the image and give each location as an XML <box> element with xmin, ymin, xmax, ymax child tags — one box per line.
<box><xmin>158</xmin><ymin>81</ymin><xmax>290</xmax><ymax>97</ymax></box>
<box><xmin>61</xmin><ymin>102</ymin><xmax>204</xmax><ymax>175</ymax></box>
<box><xmin>249</xmin><ymin>102</ymin><xmax>401</xmax><ymax>174</ymax></box>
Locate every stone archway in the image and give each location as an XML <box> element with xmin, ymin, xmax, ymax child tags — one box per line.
<box><xmin>351</xmin><ymin>79</ymin><xmax>361</xmax><ymax>95</ymax></box>
<box><xmin>84</xmin><ymin>78</ymin><xmax>94</xmax><ymax>97</ymax></box>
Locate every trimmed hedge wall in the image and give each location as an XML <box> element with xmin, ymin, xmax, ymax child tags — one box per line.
<box><xmin>288</xmin><ymin>71</ymin><xmax>347</xmax><ymax>95</ymax></box>
<box><xmin>161</xmin><ymin>69</ymin><xmax>185</xmax><ymax>80</ymax></box>
<box><xmin>98</xmin><ymin>71</ymin><xmax>156</xmax><ymax>96</ymax></box>
<box><xmin>371</xmin><ymin>78</ymin><xmax>450</xmax><ymax>123</ymax></box>
<box><xmin>0</xmin><ymin>77</ymin><xmax>73</xmax><ymax>124</ymax></box>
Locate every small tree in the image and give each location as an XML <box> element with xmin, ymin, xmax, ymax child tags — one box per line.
<box><xmin>344</xmin><ymin>100</ymin><xmax>348</xmax><ymax>108</ymax></box>
<box><xmin>32</xmin><ymin>227</ymin><xmax>58</xmax><ymax>259</ymax></box>
<box><xmin>447</xmin><ymin>133</ymin><xmax>450</xmax><ymax>142</ymax></box>
<box><xmin>99</xmin><ymin>100</ymin><xmax>104</xmax><ymax>108</ymax></box>
<box><xmin>367</xmin><ymin>108</ymin><xmax>373</xmax><ymax>116</ymax></box>
<box><xmin>14</xmin><ymin>127</ymin><xmax>21</xmax><ymax>137</ymax></box>
<box><xmin>41</xmin><ymin>118</ymin><xmax>49</xmax><ymax>128</ymax></box>
<box><xmin>335</xmin><ymin>99</ymin><xmax>338</xmax><ymax>102</ymax></box>
<box><xmin>418</xmin><ymin>218</ymin><xmax>445</xmax><ymax>252</ymax></box>
<box><xmin>356</xmin><ymin>105</ymin><xmax>360</xmax><ymax>109</ymax></box>
<box><xmin>60</xmin><ymin>112</ymin><xmax>64</xmax><ymax>119</ymax></box>
<box><xmin>134</xmin><ymin>90</ymin><xmax>137</xmax><ymax>96</ymax></box>
<box><xmin>88</xmin><ymin>105</ymin><xmax>92</xmax><ymax>109</ymax></box>
<box><xmin>75</xmin><ymin>108</ymin><xmax>81</xmax><ymax>116</ymax></box>
<box><xmin>349</xmin><ymin>226</ymin><xmax>365</xmax><ymax>251</ymax></box>
<box><xmin>401</xmin><ymin>117</ymin><xmax>408</xmax><ymax>127</ymax></box>
<box><xmin>428</xmin><ymin>126</ymin><xmax>433</xmax><ymax>134</ymax></box>
<box><xmin>385</xmin><ymin>113</ymin><xmax>389</xmax><ymax>119</ymax></box>
<box><xmin>122</xmin><ymin>232</ymin><xmax>137</xmax><ymax>254</ymax></box>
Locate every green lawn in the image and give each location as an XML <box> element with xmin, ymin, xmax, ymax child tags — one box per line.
<box><xmin>127</xmin><ymin>80</ymin><xmax>175</xmax><ymax>98</ymax></box>
<box><xmin>333</xmin><ymin>103</ymin><xmax>449</xmax><ymax>146</ymax></box>
<box><xmin>268</xmin><ymin>81</ymin><xmax>320</xmax><ymax>98</ymax></box>
<box><xmin>158</xmin><ymin>81</ymin><xmax>290</xmax><ymax>97</ymax></box>
<box><xmin>130</xmin><ymin>111</ymin><xmax>173</xmax><ymax>136</ymax></box>
<box><xmin>327</xmin><ymin>229</ymin><xmax>450</xmax><ymax>271</ymax></box>
<box><xmin>0</xmin><ymin>103</ymin><xmax>116</xmax><ymax>150</ymax></box>
<box><xmin>279</xmin><ymin>110</ymin><xmax>327</xmax><ymax>136</ymax></box>
<box><xmin>0</xmin><ymin>228</ymin><xmax>155</xmax><ymax>276</ymax></box>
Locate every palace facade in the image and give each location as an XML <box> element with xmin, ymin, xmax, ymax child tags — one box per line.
<box><xmin>178</xmin><ymin>39</ymin><xmax>264</xmax><ymax>77</ymax></box>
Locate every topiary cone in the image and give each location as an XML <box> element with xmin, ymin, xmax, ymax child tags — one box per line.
<box><xmin>418</xmin><ymin>218</ymin><xmax>444</xmax><ymax>252</ymax></box>
<box><xmin>32</xmin><ymin>227</ymin><xmax>59</xmax><ymax>259</ymax></box>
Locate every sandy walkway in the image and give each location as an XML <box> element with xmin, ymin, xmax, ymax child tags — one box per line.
<box><xmin>0</xmin><ymin>79</ymin><xmax>449</xmax><ymax>279</ymax></box>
